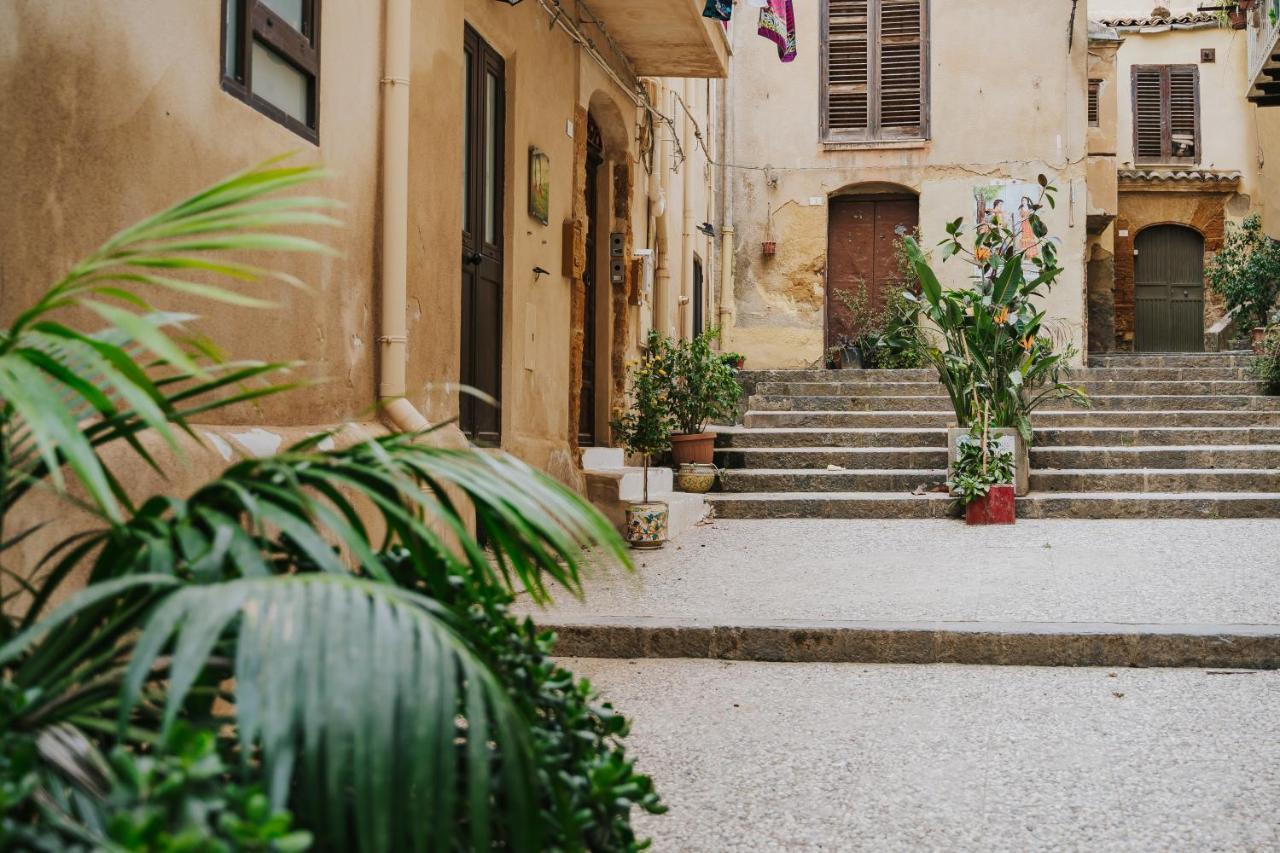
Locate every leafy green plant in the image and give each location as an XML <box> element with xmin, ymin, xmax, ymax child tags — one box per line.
<box><xmin>663</xmin><ymin>328</ymin><xmax>741</xmax><ymax>435</ymax></box>
<box><xmin>1250</xmin><ymin>326</ymin><xmax>1280</xmax><ymax>395</ymax></box>
<box><xmin>611</xmin><ymin>330</ymin><xmax>676</xmax><ymax>503</ymax></box>
<box><xmin>902</xmin><ymin>178</ymin><xmax>1089</xmax><ymax>442</ymax></box>
<box><xmin>1206</xmin><ymin>214</ymin><xmax>1280</xmax><ymax>332</ymax></box>
<box><xmin>947</xmin><ymin>424</ymin><xmax>1015</xmax><ymax>509</ymax></box>
<box><xmin>0</xmin><ymin>161</ymin><xmax>658</xmax><ymax>851</ymax></box>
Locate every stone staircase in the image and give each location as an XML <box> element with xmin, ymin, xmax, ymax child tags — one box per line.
<box><xmin>712</xmin><ymin>351</ymin><xmax>1280</xmax><ymax>519</ymax></box>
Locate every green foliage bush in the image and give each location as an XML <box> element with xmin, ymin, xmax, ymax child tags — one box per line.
<box><xmin>662</xmin><ymin>328</ymin><xmax>741</xmax><ymax>434</ymax></box>
<box><xmin>947</xmin><ymin>425</ymin><xmax>1015</xmax><ymax>509</ymax></box>
<box><xmin>1251</xmin><ymin>326</ymin><xmax>1280</xmax><ymax>395</ymax></box>
<box><xmin>1206</xmin><ymin>214</ymin><xmax>1280</xmax><ymax>332</ymax></box>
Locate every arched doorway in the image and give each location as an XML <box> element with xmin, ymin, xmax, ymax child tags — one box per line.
<box><xmin>826</xmin><ymin>189</ymin><xmax>919</xmax><ymax>348</ymax></box>
<box><xmin>1134</xmin><ymin>225</ymin><xmax>1205</xmax><ymax>352</ymax></box>
<box><xmin>578</xmin><ymin>116</ymin><xmax>604</xmax><ymax>447</ymax></box>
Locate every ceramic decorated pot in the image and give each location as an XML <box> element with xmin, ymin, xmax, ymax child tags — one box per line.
<box><xmin>675</xmin><ymin>463</ymin><xmax>717</xmax><ymax>494</ymax></box>
<box><xmin>625</xmin><ymin>502</ymin><xmax>669</xmax><ymax>549</ymax></box>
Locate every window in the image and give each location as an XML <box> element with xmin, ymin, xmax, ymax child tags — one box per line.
<box><xmin>821</xmin><ymin>0</ymin><xmax>929</xmax><ymax>143</ymax></box>
<box><xmin>221</xmin><ymin>0</ymin><xmax>321</xmax><ymax>142</ymax></box>
<box><xmin>1132</xmin><ymin>65</ymin><xmax>1199</xmax><ymax>164</ymax></box>
<box><xmin>1088</xmin><ymin>79</ymin><xmax>1101</xmax><ymax>127</ymax></box>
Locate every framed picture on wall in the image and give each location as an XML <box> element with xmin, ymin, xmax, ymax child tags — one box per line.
<box><xmin>528</xmin><ymin>147</ymin><xmax>550</xmax><ymax>225</ymax></box>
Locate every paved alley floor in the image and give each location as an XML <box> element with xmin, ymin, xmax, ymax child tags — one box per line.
<box><xmin>531</xmin><ymin>519</ymin><xmax>1280</xmax><ymax>626</ymax></box>
<box><xmin>575</xmin><ymin>659</ymin><xmax>1280</xmax><ymax>852</ymax></box>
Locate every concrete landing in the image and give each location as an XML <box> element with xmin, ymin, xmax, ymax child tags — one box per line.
<box><xmin>522</xmin><ymin>519</ymin><xmax>1280</xmax><ymax>668</ymax></box>
<box><xmin>575</xmin><ymin>659</ymin><xmax>1280</xmax><ymax>851</ymax></box>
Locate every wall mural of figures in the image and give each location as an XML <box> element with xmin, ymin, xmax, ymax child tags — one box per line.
<box><xmin>974</xmin><ymin>181</ymin><xmax>1056</xmax><ymax>275</ymax></box>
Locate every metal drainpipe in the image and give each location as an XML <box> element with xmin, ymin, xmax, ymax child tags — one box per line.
<box><xmin>718</xmin><ymin>47</ymin><xmax>735</xmax><ymax>331</ymax></box>
<box><xmin>377</xmin><ymin>0</ymin><xmax>429</xmax><ymax>432</ymax></box>
<box><xmin>680</xmin><ymin>82</ymin><xmax>694</xmax><ymax>340</ymax></box>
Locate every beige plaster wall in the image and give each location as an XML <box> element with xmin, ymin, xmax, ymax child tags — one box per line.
<box><xmin>0</xmin><ymin>0</ymin><xmax>382</xmax><ymax>427</ymax></box>
<box><xmin>1260</xmin><ymin>107</ymin><xmax>1280</xmax><ymax>238</ymax></box>
<box><xmin>724</xmin><ymin>0</ymin><xmax>1092</xmax><ymax>368</ymax></box>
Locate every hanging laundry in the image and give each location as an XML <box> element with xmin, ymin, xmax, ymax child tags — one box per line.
<box><xmin>702</xmin><ymin>0</ymin><xmax>733</xmax><ymax>22</ymax></box>
<box><xmin>758</xmin><ymin>0</ymin><xmax>796</xmax><ymax>62</ymax></box>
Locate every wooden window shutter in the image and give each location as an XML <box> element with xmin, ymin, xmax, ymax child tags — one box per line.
<box><xmin>877</xmin><ymin>0</ymin><xmax>925</xmax><ymax>137</ymax></box>
<box><xmin>1088</xmin><ymin>80</ymin><xmax>1101</xmax><ymax>127</ymax></box>
<box><xmin>823</xmin><ymin>0</ymin><xmax>927</xmax><ymax>141</ymax></box>
<box><xmin>1132</xmin><ymin>65</ymin><xmax>1199</xmax><ymax>164</ymax></box>
<box><xmin>824</xmin><ymin>0</ymin><xmax>870</xmax><ymax>135</ymax></box>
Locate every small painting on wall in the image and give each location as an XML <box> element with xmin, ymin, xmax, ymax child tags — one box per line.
<box><xmin>528</xmin><ymin>147</ymin><xmax>550</xmax><ymax>225</ymax></box>
<box><xmin>973</xmin><ymin>180</ymin><xmax>1057</xmax><ymax>274</ymax></box>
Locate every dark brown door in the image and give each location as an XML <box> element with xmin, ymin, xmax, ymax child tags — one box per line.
<box><xmin>826</xmin><ymin>195</ymin><xmax>918</xmax><ymax>346</ymax></box>
<box><xmin>693</xmin><ymin>256</ymin><xmax>704</xmax><ymax>338</ymax></box>
<box><xmin>579</xmin><ymin>118</ymin><xmax>604</xmax><ymax>447</ymax></box>
<box><xmin>1135</xmin><ymin>225</ymin><xmax>1204</xmax><ymax>352</ymax></box>
<box><xmin>461</xmin><ymin>26</ymin><xmax>504</xmax><ymax>444</ymax></box>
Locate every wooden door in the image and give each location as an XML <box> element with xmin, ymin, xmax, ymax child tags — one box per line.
<box><xmin>826</xmin><ymin>195</ymin><xmax>918</xmax><ymax>346</ymax></box>
<box><xmin>578</xmin><ymin>118</ymin><xmax>603</xmax><ymax>447</ymax></box>
<box><xmin>461</xmin><ymin>26</ymin><xmax>504</xmax><ymax>444</ymax></box>
<box><xmin>693</xmin><ymin>256</ymin><xmax>704</xmax><ymax>338</ymax></box>
<box><xmin>1135</xmin><ymin>225</ymin><xmax>1204</xmax><ymax>353</ymax></box>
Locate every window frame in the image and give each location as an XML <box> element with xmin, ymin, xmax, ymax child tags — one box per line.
<box><xmin>1130</xmin><ymin>64</ymin><xmax>1200</xmax><ymax>166</ymax></box>
<box><xmin>819</xmin><ymin>0</ymin><xmax>931</xmax><ymax>145</ymax></box>
<box><xmin>1088</xmin><ymin>79</ymin><xmax>1102</xmax><ymax>128</ymax></box>
<box><xmin>220</xmin><ymin>0</ymin><xmax>322</xmax><ymax>144</ymax></box>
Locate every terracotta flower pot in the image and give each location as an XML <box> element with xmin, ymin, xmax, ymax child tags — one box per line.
<box><xmin>762</xmin><ymin>240</ymin><xmax>777</xmax><ymax>256</ymax></box>
<box><xmin>625</xmin><ymin>502</ymin><xmax>668</xmax><ymax>549</ymax></box>
<box><xmin>1229</xmin><ymin>9</ymin><xmax>1247</xmax><ymax>28</ymax></box>
<box><xmin>966</xmin><ymin>484</ymin><xmax>1016</xmax><ymax>525</ymax></box>
<box><xmin>670</xmin><ymin>432</ymin><xmax>716</xmax><ymax>465</ymax></box>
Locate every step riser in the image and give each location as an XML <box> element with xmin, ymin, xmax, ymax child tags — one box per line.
<box><xmin>551</xmin><ymin>622</ymin><xmax>1280</xmax><ymax>669</ymax></box>
<box><xmin>709</xmin><ymin>495</ymin><xmax>1280</xmax><ymax>520</ymax></box>
<box><xmin>1031</xmin><ymin>471</ymin><xmax>1280</xmax><ymax>493</ymax></box>
<box><xmin>745</xmin><ymin>411</ymin><xmax>1280</xmax><ymax>428</ymax></box>
<box><xmin>718</xmin><ymin>471</ymin><xmax>944</xmax><ymax>493</ymax></box>
<box><xmin>714</xmin><ymin>429</ymin><xmax>949</xmax><ymax>449</ymax></box>
<box><xmin>1033</xmin><ymin>448</ymin><xmax>1280</xmax><ymax>469</ymax></box>
<box><xmin>755</xmin><ymin>380</ymin><xmax>1263</xmax><ymax>397</ymax></box>
<box><xmin>749</xmin><ymin>395</ymin><xmax>1280</xmax><ymax>412</ymax></box>
<box><xmin>1034</xmin><ymin>427</ymin><xmax>1280</xmax><ymax>447</ymax></box>
<box><xmin>1088</xmin><ymin>354</ymin><xmax>1253</xmax><ymax>367</ymax></box>
<box><xmin>718</xmin><ymin>449</ymin><xmax>947</xmax><ymax>470</ymax></box>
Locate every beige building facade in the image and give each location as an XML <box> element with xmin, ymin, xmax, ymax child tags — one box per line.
<box><xmin>721</xmin><ymin>0</ymin><xmax>1094</xmax><ymax>369</ymax></box>
<box><xmin>0</xmin><ymin>0</ymin><xmax>727</xmax><ymax>509</ymax></box>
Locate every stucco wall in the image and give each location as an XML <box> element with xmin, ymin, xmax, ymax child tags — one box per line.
<box><xmin>1260</xmin><ymin>107</ymin><xmax>1280</xmax><ymax>239</ymax></box>
<box><xmin>724</xmin><ymin>0</ymin><xmax>1092</xmax><ymax>368</ymax></box>
<box><xmin>0</xmin><ymin>0</ymin><xmax>382</xmax><ymax>427</ymax></box>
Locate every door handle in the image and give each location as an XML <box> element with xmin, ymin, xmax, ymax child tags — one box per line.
<box><xmin>464</xmin><ymin>251</ymin><xmax>483</xmax><ymax>266</ymax></box>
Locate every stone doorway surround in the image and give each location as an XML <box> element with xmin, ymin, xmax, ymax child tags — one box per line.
<box><xmin>1112</xmin><ymin>168</ymin><xmax>1242</xmax><ymax>351</ymax></box>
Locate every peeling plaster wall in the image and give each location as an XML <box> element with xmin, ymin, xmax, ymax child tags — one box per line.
<box><xmin>1260</xmin><ymin>107</ymin><xmax>1280</xmax><ymax>240</ymax></box>
<box><xmin>725</xmin><ymin>0</ymin><xmax>1092</xmax><ymax>368</ymax></box>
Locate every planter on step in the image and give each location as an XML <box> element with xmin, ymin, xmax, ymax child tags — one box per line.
<box><xmin>670</xmin><ymin>432</ymin><xmax>716</xmax><ymax>465</ymax></box>
<box><xmin>625</xmin><ymin>502</ymin><xmax>669</xmax><ymax>549</ymax></box>
<box><xmin>675</xmin><ymin>462</ymin><xmax>717</xmax><ymax>494</ymax></box>
<box><xmin>966</xmin><ymin>484</ymin><xmax>1016</xmax><ymax>525</ymax></box>
<box><xmin>947</xmin><ymin>427</ymin><xmax>1030</xmax><ymax>496</ymax></box>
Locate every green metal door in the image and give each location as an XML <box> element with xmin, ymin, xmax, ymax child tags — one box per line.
<box><xmin>1134</xmin><ymin>225</ymin><xmax>1204</xmax><ymax>352</ymax></box>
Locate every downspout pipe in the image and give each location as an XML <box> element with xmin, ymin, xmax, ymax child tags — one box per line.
<box><xmin>378</xmin><ymin>0</ymin><xmax>429</xmax><ymax>432</ymax></box>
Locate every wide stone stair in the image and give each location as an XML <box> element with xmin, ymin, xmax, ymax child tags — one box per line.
<box><xmin>711</xmin><ymin>351</ymin><xmax>1280</xmax><ymax>519</ymax></box>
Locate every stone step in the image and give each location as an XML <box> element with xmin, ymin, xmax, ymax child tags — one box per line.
<box><xmin>744</xmin><ymin>409</ymin><xmax>1280</xmax><ymax>428</ymax></box>
<box><xmin>713</xmin><ymin>426</ymin><xmax>949</xmax><ymax>449</ymax></box>
<box><xmin>707</xmin><ymin>491</ymin><xmax>1280</xmax><ymax>519</ymax></box>
<box><xmin>755</xmin><ymin>379</ymin><xmax>1263</xmax><ymax>397</ymax></box>
<box><xmin>717</xmin><ymin>469</ymin><xmax>945</xmax><ymax>494</ymax></box>
<box><xmin>717</xmin><ymin>446</ymin><xmax>948</xmax><ymax>470</ymax></box>
<box><xmin>1087</xmin><ymin>352</ymin><xmax>1253</xmax><ymax>368</ymax></box>
<box><xmin>1031</xmin><ymin>468</ymin><xmax>1280</xmax><ymax>493</ymax></box>
<box><xmin>748</xmin><ymin>394</ymin><xmax>1280</xmax><ymax>413</ymax></box>
<box><xmin>1033</xmin><ymin>425</ymin><xmax>1280</xmax><ymax>447</ymax></box>
<box><xmin>1032</xmin><ymin>445</ymin><xmax>1280</xmax><ymax>469</ymax></box>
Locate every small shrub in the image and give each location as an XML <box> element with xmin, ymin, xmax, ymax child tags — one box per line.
<box><xmin>1251</xmin><ymin>327</ymin><xmax>1280</xmax><ymax>395</ymax></box>
<box><xmin>1206</xmin><ymin>214</ymin><xmax>1280</xmax><ymax>332</ymax></box>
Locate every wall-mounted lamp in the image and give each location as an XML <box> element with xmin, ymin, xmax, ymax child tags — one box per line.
<box><xmin>532</xmin><ymin>266</ymin><xmax>550</xmax><ymax>281</ymax></box>
<box><xmin>494</xmin><ymin>0</ymin><xmax>523</xmax><ymax>5</ymax></box>
<box><xmin>696</xmin><ymin>222</ymin><xmax>716</xmax><ymax>237</ymax></box>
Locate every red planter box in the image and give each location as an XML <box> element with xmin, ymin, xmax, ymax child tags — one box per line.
<box><xmin>966</xmin><ymin>484</ymin><xmax>1016</xmax><ymax>525</ymax></box>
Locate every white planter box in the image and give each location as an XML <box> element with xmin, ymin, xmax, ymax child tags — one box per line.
<box><xmin>947</xmin><ymin>427</ymin><xmax>1030</xmax><ymax>497</ymax></box>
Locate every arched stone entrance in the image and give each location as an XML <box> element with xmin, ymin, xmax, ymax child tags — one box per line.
<box><xmin>1134</xmin><ymin>224</ymin><xmax>1205</xmax><ymax>352</ymax></box>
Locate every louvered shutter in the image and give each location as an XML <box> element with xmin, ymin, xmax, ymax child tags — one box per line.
<box><xmin>825</xmin><ymin>0</ymin><xmax>870</xmax><ymax>134</ymax></box>
<box><xmin>878</xmin><ymin>0</ymin><xmax>924</xmax><ymax>137</ymax></box>
<box><xmin>1132</xmin><ymin>65</ymin><xmax>1199</xmax><ymax>163</ymax></box>
<box><xmin>823</xmin><ymin>0</ymin><xmax>927</xmax><ymax>141</ymax></box>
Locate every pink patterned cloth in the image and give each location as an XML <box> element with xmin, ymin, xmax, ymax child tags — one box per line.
<box><xmin>758</xmin><ymin>0</ymin><xmax>797</xmax><ymax>62</ymax></box>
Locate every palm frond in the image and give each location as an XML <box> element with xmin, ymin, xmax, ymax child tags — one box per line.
<box><xmin>120</xmin><ymin>574</ymin><xmax>537</xmax><ymax>853</ymax></box>
<box><xmin>0</xmin><ymin>159</ymin><xmax>334</xmax><ymax>524</ymax></box>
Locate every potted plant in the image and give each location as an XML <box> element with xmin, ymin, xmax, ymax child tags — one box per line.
<box><xmin>665</xmin><ymin>327</ymin><xmax>742</xmax><ymax>465</ymax></box>
<box><xmin>833</xmin><ymin>334</ymin><xmax>863</xmax><ymax>370</ymax></box>
<box><xmin>674</xmin><ymin>462</ymin><xmax>717</xmax><ymax>494</ymax></box>
<box><xmin>825</xmin><ymin>346</ymin><xmax>843</xmax><ymax>369</ymax></box>
<box><xmin>948</xmin><ymin>421</ymin><xmax>1016</xmax><ymax>525</ymax></box>
<box><xmin>903</xmin><ymin>177</ymin><xmax>1090</xmax><ymax>496</ymax></box>
<box><xmin>1207</xmin><ymin>214</ymin><xmax>1280</xmax><ymax>350</ymax></box>
<box><xmin>611</xmin><ymin>330</ymin><xmax>675</xmax><ymax>548</ymax></box>
<box><xmin>721</xmin><ymin>351</ymin><xmax>746</xmax><ymax>370</ymax></box>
